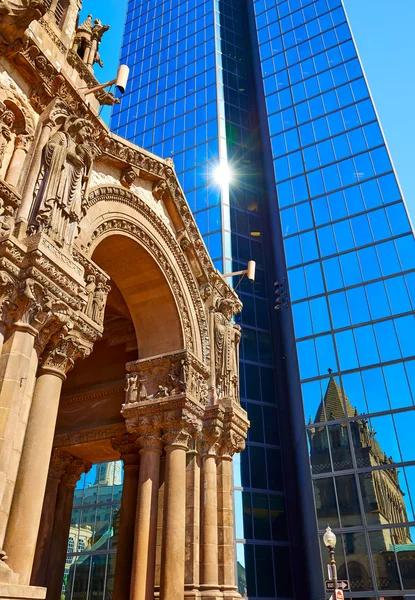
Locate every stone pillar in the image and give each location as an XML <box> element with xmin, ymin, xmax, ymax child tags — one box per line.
<box><xmin>4</xmin><ymin>358</ymin><xmax>69</xmax><ymax>584</ymax></box>
<box><xmin>31</xmin><ymin>451</ymin><xmax>72</xmax><ymax>587</ymax></box>
<box><xmin>185</xmin><ymin>447</ymin><xmax>201</xmax><ymax>599</ymax></box>
<box><xmin>217</xmin><ymin>455</ymin><xmax>236</xmax><ymax>597</ymax></box>
<box><xmin>154</xmin><ymin>455</ymin><xmax>165</xmax><ymax>592</ymax></box>
<box><xmin>160</xmin><ymin>426</ymin><xmax>191</xmax><ymax>600</ymax></box>
<box><xmin>5</xmin><ymin>135</ymin><xmax>32</xmax><ymax>189</ymax></box>
<box><xmin>200</xmin><ymin>435</ymin><xmax>221</xmax><ymax>600</ymax></box>
<box><xmin>18</xmin><ymin>120</ymin><xmax>53</xmax><ymax>224</ymax></box>
<box><xmin>0</xmin><ymin>326</ymin><xmax>38</xmax><ymax>553</ymax></box>
<box><xmin>45</xmin><ymin>457</ymin><xmax>92</xmax><ymax>600</ymax></box>
<box><xmin>82</xmin><ymin>41</ymin><xmax>91</xmax><ymax>64</ymax></box>
<box><xmin>130</xmin><ymin>434</ymin><xmax>162</xmax><ymax>600</ymax></box>
<box><xmin>111</xmin><ymin>435</ymin><xmax>140</xmax><ymax>600</ymax></box>
<box><xmin>86</xmin><ymin>39</ymin><xmax>98</xmax><ymax>67</ymax></box>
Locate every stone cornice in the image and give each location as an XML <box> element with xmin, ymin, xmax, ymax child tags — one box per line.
<box><xmin>53</xmin><ymin>422</ymin><xmax>126</xmax><ymax>448</ymax></box>
<box><xmin>60</xmin><ymin>382</ymin><xmax>124</xmax><ymax>406</ymax></box>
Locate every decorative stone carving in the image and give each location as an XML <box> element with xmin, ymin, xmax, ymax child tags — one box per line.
<box><xmin>61</xmin><ymin>456</ymin><xmax>92</xmax><ymax>485</ymax></box>
<box><xmin>213</xmin><ymin>299</ymin><xmax>241</xmax><ymax>401</ymax></box>
<box><xmin>1</xmin><ymin>278</ymin><xmax>73</xmax><ymax>343</ymax></box>
<box><xmin>125</xmin><ymin>372</ymin><xmax>147</xmax><ymax>404</ymax></box>
<box><xmin>111</xmin><ymin>433</ymin><xmax>140</xmax><ymax>466</ymax></box>
<box><xmin>90</xmin><ymin>281</ymin><xmax>109</xmax><ymax>325</ymax></box>
<box><xmin>120</xmin><ymin>167</ymin><xmax>139</xmax><ymax>189</ymax></box>
<box><xmin>48</xmin><ymin>450</ymin><xmax>73</xmax><ymax>480</ymax></box>
<box><xmin>123</xmin><ymin>350</ymin><xmax>209</xmax><ymax>406</ymax></box>
<box><xmin>152</xmin><ymin>179</ymin><xmax>168</xmax><ymax>201</ymax></box>
<box><xmin>39</xmin><ymin>332</ymin><xmax>93</xmax><ymax>376</ymax></box>
<box><xmin>30</xmin><ymin>115</ymin><xmax>100</xmax><ymax>248</ymax></box>
<box><xmin>218</xmin><ymin>429</ymin><xmax>246</xmax><ymax>459</ymax></box>
<box><xmin>0</xmin><ymin>0</ymin><xmax>46</xmax><ymax>45</ymax></box>
<box><xmin>0</xmin><ymin>101</ymin><xmax>14</xmax><ymax>171</ymax></box>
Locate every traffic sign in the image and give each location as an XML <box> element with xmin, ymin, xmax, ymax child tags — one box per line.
<box><xmin>335</xmin><ymin>590</ymin><xmax>344</xmax><ymax>600</ymax></box>
<box><xmin>326</xmin><ymin>580</ymin><xmax>350</xmax><ymax>591</ymax></box>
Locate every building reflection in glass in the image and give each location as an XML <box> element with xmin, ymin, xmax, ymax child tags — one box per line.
<box><xmin>62</xmin><ymin>461</ymin><xmax>123</xmax><ymax>600</ymax></box>
<box><xmin>311</xmin><ymin>378</ymin><xmax>415</xmax><ymax>594</ymax></box>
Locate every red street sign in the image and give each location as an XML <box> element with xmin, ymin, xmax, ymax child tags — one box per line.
<box><xmin>335</xmin><ymin>590</ymin><xmax>344</xmax><ymax>600</ymax></box>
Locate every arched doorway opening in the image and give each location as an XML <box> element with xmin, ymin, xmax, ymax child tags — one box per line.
<box><xmin>32</xmin><ymin>232</ymin><xmax>185</xmax><ymax>599</ymax></box>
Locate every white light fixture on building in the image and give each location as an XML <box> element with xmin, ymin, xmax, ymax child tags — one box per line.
<box><xmin>81</xmin><ymin>64</ymin><xmax>130</xmax><ymax>98</ymax></box>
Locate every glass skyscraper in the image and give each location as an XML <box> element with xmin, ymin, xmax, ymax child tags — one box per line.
<box><xmin>111</xmin><ymin>0</ymin><xmax>415</xmax><ymax>598</ymax></box>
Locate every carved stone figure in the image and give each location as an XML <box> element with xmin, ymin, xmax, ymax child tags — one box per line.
<box><xmin>125</xmin><ymin>373</ymin><xmax>147</xmax><ymax>403</ymax></box>
<box><xmin>0</xmin><ymin>102</ymin><xmax>14</xmax><ymax>170</ymax></box>
<box><xmin>214</xmin><ymin>299</ymin><xmax>241</xmax><ymax>399</ymax></box>
<box><xmin>152</xmin><ymin>179</ymin><xmax>168</xmax><ymax>201</ymax></box>
<box><xmin>32</xmin><ymin>116</ymin><xmax>96</xmax><ymax>247</ymax></box>
<box><xmin>91</xmin><ymin>281</ymin><xmax>106</xmax><ymax>324</ymax></box>
<box><xmin>120</xmin><ymin>167</ymin><xmax>138</xmax><ymax>189</ymax></box>
<box><xmin>0</xmin><ymin>0</ymin><xmax>46</xmax><ymax>44</ymax></box>
<box><xmin>84</xmin><ymin>274</ymin><xmax>96</xmax><ymax>318</ymax></box>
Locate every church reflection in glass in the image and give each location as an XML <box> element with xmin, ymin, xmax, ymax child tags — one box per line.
<box><xmin>309</xmin><ymin>377</ymin><xmax>415</xmax><ymax>593</ymax></box>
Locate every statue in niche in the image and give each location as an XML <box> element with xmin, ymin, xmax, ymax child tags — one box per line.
<box><xmin>84</xmin><ymin>274</ymin><xmax>96</xmax><ymax>318</ymax></box>
<box><xmin>91</xmin><ymin>281</ymin><xmax>107</xmax><ymax>325</ymax></box>
<box><xmin>0</xmin><ymin>101</ymin><xmax>14</xmax><ymax>170</ymax></box>
<box><xmin>125</xmin><ymin>373</ymin><xmax>147</xmax><ymax>403</ymax></box>
<box><xmin>32</xmin><ymin>116</ymin><xmax>96</xmax><ymax>248</ymax></box>
<box><xmin>214</xmin><ymin>298</ymin><xmax>241</xmax><ymax>400</ymax></box>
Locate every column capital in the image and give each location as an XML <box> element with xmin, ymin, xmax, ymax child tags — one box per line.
<box><xmin>137</xmin><ymin>435</ymin><xmax>163</xmax><ymax>454</ymax></box>
<box><xmin>111</xmin><ymin>433</ymin><xmax>140</xmax><ymax>467</ymax></box>
<box><xmin>218</xmin><ymin>430</ymin><xmax>246</xmax><ymax>460</ymax></box>
<box><xmin>14</xmin><ymin>134</ymin><xmax>34</xmax><ymax>151</ymax></box>
<box><xmin>162</xmin><ymin>410</ymin><xmax>201</xmax><ymax>451</ymax></box>
<box><xmin>199</xmin><ymin>423</ymin><xmax>222</xmax><ymax>458</ymax></box>
<box><xmin>61</xmin><ymin>456</ymin><xmax>92</xmax><ymax>486</ymax></box>
<box><xmin>48</xmin><ymin>449</ymin><xmax>73</xmax><ymax>480</ymax></box>
<box><xmin>136</xmin><ymin>414</ymin><xmax>163</xmax><ymax>453</ymax></box>
<box><xmin>38</xmin><ymin>332</ymin><xmax>93</xmax><ymax>379</ymax></box>
<box><xmin>1</xmin><ymin>277</ymin><xmax>74</xmax><ymax>350</ymax></box>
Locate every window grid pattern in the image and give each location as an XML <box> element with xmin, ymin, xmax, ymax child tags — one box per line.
<box><xmin>62</xmin><ymin>461</ymin><xmax>123</xmax><ymax>600</ymax></box>
<box><xmin>253</xmin><ymin>0</ymin><xmax>415</xmax><ymax>597</ymax></box>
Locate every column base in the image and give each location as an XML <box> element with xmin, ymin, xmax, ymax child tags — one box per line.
<box><xmin>199</xmin><ymin>585</ymin><xmax>223</xmax><ymax>600</ymax></box>
<box><xmin>220</xmin><ymin>586</ymin><xmax>241</xmax><ymax>600</ymax></box>
<box><xmin>0</xmin><ymin>584</ymin><xmax>46</xmax><ymax>599</ymax></box>
<box><xmin>184</xmin><ymin>588</ymin><xmax>201</xmax><ymax>600</ymax></box>
<box><xmin>0</xmin><ymin>561</ymin><xmax>18</xmax><ymax>586</ymax></box>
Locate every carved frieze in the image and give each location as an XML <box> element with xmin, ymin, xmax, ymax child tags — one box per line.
<box><xmin>124</xmin><ymin>349</ymin><xmax>209</xmax><ymax>407</ymax></box>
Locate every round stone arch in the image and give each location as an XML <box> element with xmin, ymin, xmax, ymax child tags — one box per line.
<box><xmin>77</xmin><ymin>185</ymin><xmax>210</xmax><ymax>363</ymax></box>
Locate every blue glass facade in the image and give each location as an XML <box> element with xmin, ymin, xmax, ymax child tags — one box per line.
<box><xmin>112</xmin><ymin>0</ymin><xmax>415</xmax><ymax>598</ymax></box>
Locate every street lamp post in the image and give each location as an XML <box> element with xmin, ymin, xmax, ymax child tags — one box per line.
<box><xmin>323</xmin><ymin>525</ymin><xmax>338</xmax><ymax>593</ymax></box>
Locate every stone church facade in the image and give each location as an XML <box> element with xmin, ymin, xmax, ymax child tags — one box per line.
<box><xmin>0</xmin><ymin>2</ymin><xmax>249</xmax><ymax>599</ymax></box>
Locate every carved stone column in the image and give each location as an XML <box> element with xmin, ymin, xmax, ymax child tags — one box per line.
<box><xmin>0</xmin><ymin>326</ymin><xmax>38</xmax><ymax>550</ymax></box>
<box><xmin>4</xmin><ymin>336</ymin><xmax>90</xmax><ymax>584</ymax></box>
<box><xmin>111</xmin><ymin>434</ymin><xmax>140</xmax><ymax>600</ymax></box>
<box><xmin>185</xmin><ymin>446</ymin><xmax>201</xmax><ymax>599</ymax></box>
<box><xmin>160</xmin><ymin>422</ymin><xmax>192</xmax><ymax>600</ymax></box>
<box><xmin>217</xmin><ymin>433</ymin><xmax>244</xmax><ymax>599</ymax></box>
<box><xmin>199</xmin><ymin>425</ymin><xmax>221</xmax><ymax>600</ymax></box>
<box><xmin>5</xmin><ymin>134</ymin><xmax>32</xmax><ymax>189</ymax></box>
<box><xmin>130</xmin><ymin>426</ymin><xmax>162</xmax><ymax>600</ymax></box>
<box><xmin>31</xmin><ymin>451</ymin><xmax>73</xmax><ymax>587</ymax></box>
<box><xmin>45</xmin><ymin>457</ymin><xmax>92</xmax><ymax>600</ymax></box>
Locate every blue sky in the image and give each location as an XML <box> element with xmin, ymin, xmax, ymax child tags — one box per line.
<box><xmin>80</xmin><ymin>0</ymin><xmax>415</xmax><ymax>222</ymax></box>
